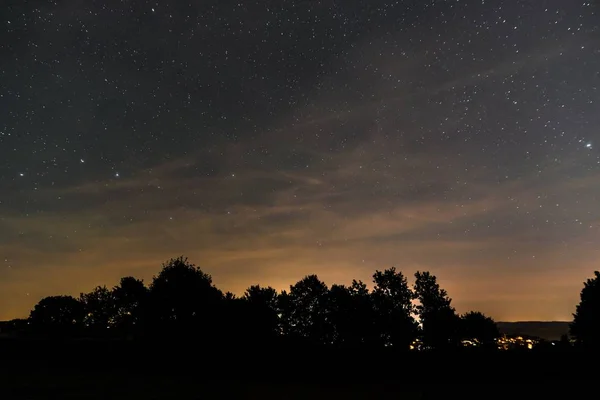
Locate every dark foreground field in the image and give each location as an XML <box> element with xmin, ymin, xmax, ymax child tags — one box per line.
<box><xmin>0</xmin><ymin>339</ymin><xmax>594</xmax><ymax>399</ymax></box>
<box><xmin>2</xmin><ymin>370</ymin><xmax>593</xmax><ymax>400</ymax></box>
<box><xmin>2</xmin><ymin>375</ymin><xmax>592</xmax><ymax>400</ymax></box>
<box><xmin>2</xmin><ymin>373</ymin><xmax>424</xmax><ymax>400</ymax></box>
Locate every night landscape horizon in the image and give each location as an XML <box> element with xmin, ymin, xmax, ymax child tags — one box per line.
<box><xmin>3</xmin><ymin>2</ymin><xmax>600</xmax><ymax>397</ymax></box>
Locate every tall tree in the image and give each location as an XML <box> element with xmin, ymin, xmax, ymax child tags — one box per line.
<box><xmin>570</xmin><ymin>271</ymin><xmax>600</xmax><ymax>348</ymax></box>
<box><xmin>460</xmin><ymin>311</ymin><xmax>499</xmax><ymax>346</ymax></box>
<box><xmin>414</xmin><ymin>271</ymin><xmax>460</xmax><ymax>349</ymax></box>
<box><xmin>79</xmin><ymin>286</ymin><xmax>116</xmax><ymax>334</ymax></box>
<box><xmin>29</xmin><ymin>295</ymin><xmax>85</xmax><ymax>336</ymax></box>
<box><xmin>148</xmin><ymin>257</ymin><xmax>223</xmax><ymax>337</ymax></box>
<box><xmin>243</xmin><ymin>285</ymin><xmax>280</xmax><ymax>338</ymax></box>
<box><xmin>279</xmin><ymin>275</ymin><xmax>333</xmax><ymax>344</ymax></box>
<box><xmin>329</xmin><ymin>280</ymin><xmax>376</xmax><ymax>347</ymax></box>
<box><xmin>112</xmin><ymin>277</ymin><xmax>148</xmax><ymax>334</ymax></box>
<box><xmin>217</xmin><ymin>292</ymin><xmax>250</xmax><ymax>343</ymax></box>
<box><xmin>371</xmin><ymin>268</ymin><xmax>418</xmax><ymax>349</ymax></box>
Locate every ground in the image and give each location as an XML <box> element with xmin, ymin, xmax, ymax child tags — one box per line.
<box><xmin>0</xmin><ymin>367</ymin><xmax>590</xmax><ymax>400</ymax></box>
<box><xmin>0</xmin><ymin>339</ymin><xmax>590</xmax><ymax>399</ymax></box>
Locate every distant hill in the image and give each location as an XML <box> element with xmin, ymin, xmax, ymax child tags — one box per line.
<box><xmin>497</xmin><ymin>321</ymin><xmax>569</xmax><ymax>341</ymax></box>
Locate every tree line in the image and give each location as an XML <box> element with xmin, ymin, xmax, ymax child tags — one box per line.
<box><xmin>11</xmin><ymin>257</ymin><xmax>600</xmax><ymax>350</ymax></box>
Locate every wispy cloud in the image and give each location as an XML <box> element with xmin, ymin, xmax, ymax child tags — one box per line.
<box><xmin>2</xmin><ymin>131</ymin><xmax>597</xmax><ymax>321</ymax></box>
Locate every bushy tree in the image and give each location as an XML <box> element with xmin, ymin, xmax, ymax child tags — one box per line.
<box><xmin>414</xmin><ymin>271</ymin><xmax>460</xmax><ymax>349</ymax></box>
<box><xmin>279</xmin><ymin>275</ymin><xmax>333</xmax><ymax>344</ymax></box>
<box><xmin>329</xmin><ymin>280</ymin><xmax>377</xmax><ymax>347</ymax></box>
<box><xmin>29</xmin><ymin>295</ymin><xmax>85</xmax><ymax>336</ymax></box>
<box><xmin>372</xmin><ymin>268</ymin><xmax>418</xmax><ymax>349</ymax></box>
<box><xmin>80</xmin><ymin>286</ymin><xmax>116</xmax><ymax>333</ymax></box>
<box><xmin>570</xmin><ymin>271</ymin><xmax>600</xmax><ymax>348</ymax></box>
<box><xmin>243</xmin><ymin>285</ymin><xmax>280</xmax><ymax>338</ymax></box>
<box><xmin>147</xmin><ymin>257</ymin><xmax>223</xmax><ymax>337</ymax></box>
<box><xmin>460</xmin><ymin>311</ymin><xmax>499</xmax><ymax>346</ymax></box>
<box><xmin>112</xmin><ymin>277</ymin><xmax>148</xmax><ymax>334</ymax></box>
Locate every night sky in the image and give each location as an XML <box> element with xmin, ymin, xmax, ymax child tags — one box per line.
<box><xmin>1</xmin><ymin>1</ymin><xmax>599</xmax><ymax>321</ymax></box>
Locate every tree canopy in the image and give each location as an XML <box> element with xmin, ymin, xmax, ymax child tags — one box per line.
<box><xmin>29</xmin><ymin>295</ymin><xmax>85</xmax><ymax>336</ymax></box>
<box><xmin>17</xmin><ymin>256</ymin><xmax>519</xmax><ymax>351</ymax></box>
<box><xmin>570</xmin><ymin>271</ymin><xmax>600</xmax><ymax>348</ymax></box>
<box><xmin>460</xmin><ymin>311</ymin><xmax>500</xmax><ymax>346</ymax></box>
<box><xmin>147</xmin><ymin>257</ymin><xmax>223</xmax><ymax>337</ymax></box>
<box><xmin>414</xmin><ymin>271</ymin><xmax>460</xmax><ymax>349</ymax></box>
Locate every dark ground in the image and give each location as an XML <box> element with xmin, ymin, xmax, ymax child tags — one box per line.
<box><xmin>0</xmin><ymin>339</ymin><xmax>593</xmax><ymax>399</ymax></box>
<box><xmin>1</xmin><ymin>370</ymin><xmax>593</xmax><ymax>400</ymax></box>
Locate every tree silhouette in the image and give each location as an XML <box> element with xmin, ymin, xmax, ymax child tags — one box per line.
<box><xmin>570</xmin><ymin>271</ymin><xmax>600</xmax><ymax>348</ymax></box>
<box><xmin>112</xmin><ymin>277</ymin><xmax>148</xmax><ymax>335</ymax></box>
<box><xmin>329</xmin><ymin>280</ymin><xmax>376</xmax><ymax>347</ymax></box>
<box><xmin>147</xmin><ymin>257</ymin><xmax>223</xmax><ymax>337</ymax></box>
<box><xmin>243</xmin><ymin>285</ymin><xmax>280</xmax><ymax>338</ymax></box>
<box><xmin>279</xmin><ymin>275</ymin><xmax>333</xmax><ymax>344</ymax></box>
<box><xmin>224</xmin><ymin>291</ymin><xmax>236</xmax><ymax>300</ymax></box>
<box><xmin>20</xmin><ymin>254</ymin><xmax>583</xmax><ymax>358</ymax></box>
<box><xmin>371</xmin><ymin>268</ymin><xmax>418</xmax><ymax>349</ymax></box>
<box><xmin>460</xmin><ymin>311</ymin><xmax>499</xmax><ymax>346</ymax></box>
<box><xmin>328</xmin><ymin>284</ymin><xmax>354</xmax><ymax>346</ymax></box>
<box><xmin>217</xmin><ymin>292</ymin><xmax>250</xmax><ymax>343</ymax></box>
<box><xmin>80</xmin><ymin>286</ymin><xmax>116</xmax><ymax>335</ymax></box>
<box><xmin>414</xmin><ymin>271</ymin><xmax>460</xmax><ymax>349</ymax></box>
<box><xmin>29</xmin><ymin>295</ymin><xmax>85</xmax><ymax>336</ymax></box>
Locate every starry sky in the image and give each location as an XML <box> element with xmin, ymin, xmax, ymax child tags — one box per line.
<box><xmin>1</xmin><ymin>0</ymin><xmax>599</xmax><ymax>321</ymax></box>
